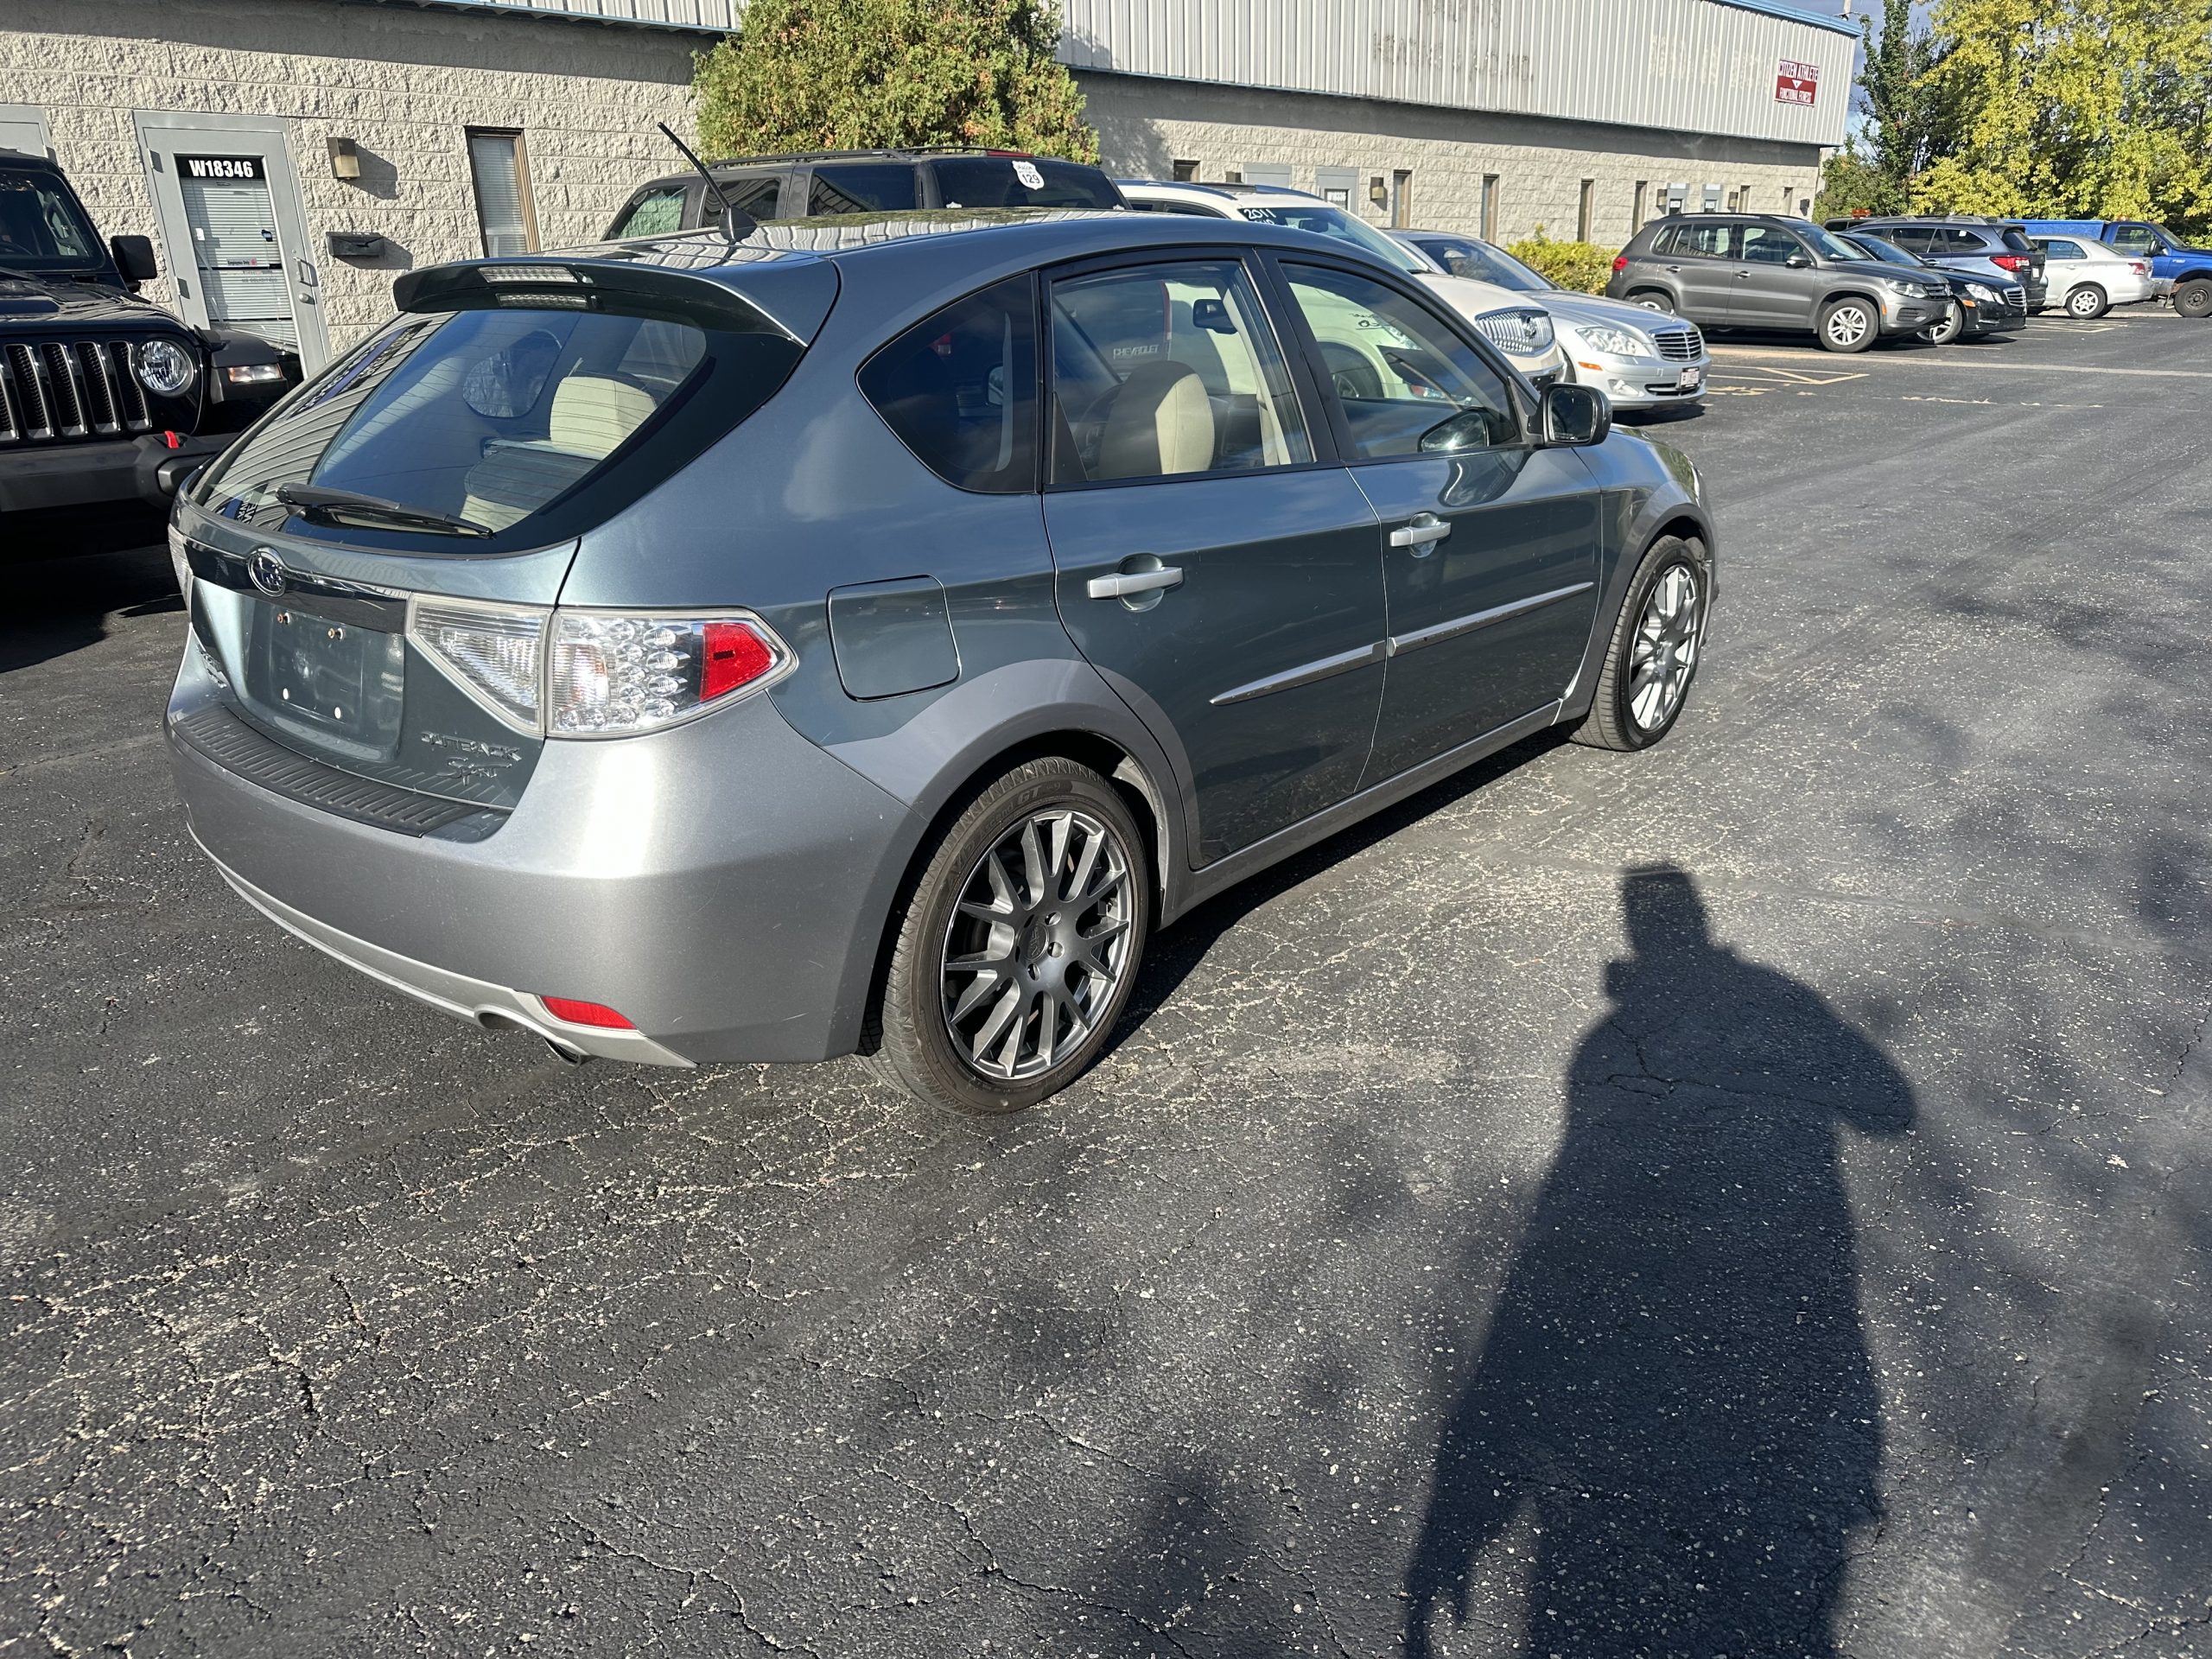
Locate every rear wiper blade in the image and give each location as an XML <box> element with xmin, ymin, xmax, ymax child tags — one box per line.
<box><xmin>276</xmin><ymin>483</ymin><xmax>492</xmax><ymax>538</ymax></box>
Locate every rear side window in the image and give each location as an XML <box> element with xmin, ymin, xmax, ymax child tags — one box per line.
<box><xmin>702</xmin><ymin>175</ymin><xmax>785</xmax><ymax>226</ymax></box>
<box><xmin>2042</xmin><ymin>239</ymin><xmax>2082</xmax><ymax>260</ymax></box>
<box><xmin>1672</xmin><ymin>222</ymin><xmax>1737</xmax><ymax>258</ymax></box>
<box><xmin>859</xmin><ymin>276</ymin><xmax>1038</xmax><ymax>493</ymax></box>
<box><xmin>194</xmin><ymin>297</ymin><xmax>802</xmax><ymax>549</ymax></box>
<box><xmin>808</xmin><ymin>163</ymin><xmax>918</xmax><ymax>214</ymax></box>
<box><xmin>931</xmin><ymin>156</ymin><xmax>1122</xmax><ymax>210</ymax></box>
<box><xmin>1883</xmin><ymin>226</ymin><xmax>1933</xmax><ymax>252</ymax></box>
<box><xmin>610</xmin><ymin>186</ymin><xmax>688</xmax><ymax>239</ymax></box>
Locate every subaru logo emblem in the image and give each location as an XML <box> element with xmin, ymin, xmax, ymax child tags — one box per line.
<box><xmin>247</xmin><ymin>547</ymin><xmax>287</xmax><ymax>597</ymax></box>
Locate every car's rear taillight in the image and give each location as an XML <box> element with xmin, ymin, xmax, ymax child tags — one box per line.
<box><xmin>1991</xmin><ymin>253</ymin><xmax>2027</xmax><ymax>272</ymax></box>
<box><xmin>538</xmin><ymin>995</ymin><xmax>633</xmax><ymax>1029</ymax></box>
<box><xmin>2132</xmin><ymin>261</ymin><xmax>2150</xmax><ymax>275</ymax></box>
<box><xmin>1612</xmin><ymin>254</ymin><xmax>1629</xmax><ymax>273</ymax></box>
<box><xmin>410</xmin><ymin>599</ymin><xmax>546</xmax><ymax>729</ymax></box>
<box><xmin>548</xmin><ymin>612</ymin><xmax>790</xmax><ymax>737</ymax></box>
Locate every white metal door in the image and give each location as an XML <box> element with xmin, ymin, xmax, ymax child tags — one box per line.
<box><xmin>132</xmin><ymin>111</ymin><xmax>328</xmax><ymax>370</ymax></box>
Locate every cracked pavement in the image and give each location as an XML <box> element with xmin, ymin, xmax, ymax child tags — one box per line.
<box><xmin>3</xmin><ymin>314</ymin><xmax>2210</xmax><ymax>1656</ymax></box>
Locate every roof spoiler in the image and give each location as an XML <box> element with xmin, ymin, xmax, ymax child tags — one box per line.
<box><xmin>391</xmin><ymin>257</ymin><xmax>834</xmax><ymax>341</ymax></box>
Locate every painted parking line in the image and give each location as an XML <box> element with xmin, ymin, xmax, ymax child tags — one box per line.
<box><xmin>1704</xmin><ymin>363</ymin><xmax>1869</xmax><ymax>396</ymax></box>
<box><xmin>1707</xmin><ymin>344</ymin><xmax>2212</xmax><ymax>380</ymax></box>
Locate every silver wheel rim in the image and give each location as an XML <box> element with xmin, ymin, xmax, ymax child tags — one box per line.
<box><xmin>940</xmin><ymin>806</ymin><xmax>1133</xmax><ymax>1082</ymax></box>
<box><xmin>1825</xmin><ymin>306</ymin><xmax>1870</xmax><ymax>346</ymax></box>
<box><xmin>2069</xmin><ymin>289</ymin><xmax>2096</xmax><ymax>316</ymax></box>
<box><xmin>1628</xmin><ymin>563</ymin><xmax>1702</xmax><ymax>732</ymax></box>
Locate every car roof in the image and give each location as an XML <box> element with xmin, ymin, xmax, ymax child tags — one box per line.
<box><xmin>0</xmin><ymin>147</ymin><xmax>54</xmax><ymax>168</ymax></box>
<box><xmin>622</xmin><ymin>148</ymin><xmax>1079</xmax><ymax>194</ymax></box>
<box><xmin>1117</xmin><ymin>180</ymin><xmax>1326</xmax><ymax>204</ymax></box>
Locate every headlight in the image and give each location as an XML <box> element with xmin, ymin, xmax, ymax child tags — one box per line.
<box><xmin>136</xmin><ymin>337</ymin><xmax>197</xmax><ymax>396</ymax></box>
<box><xmin>1574</xmin><ymin>323</ymin><xmax>1652</xmax><ymax>358</ymax></box>
<box><xmin>1967</xmin><ymin>283</ymin><xmax>1999</xmax><ymax>302</ymax></box>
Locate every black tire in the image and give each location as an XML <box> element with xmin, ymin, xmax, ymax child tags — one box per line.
<box><xmin>1572</xmin><ymin>535</ymin><xmax>1712</xmax><ymax>753</ymax></box>
<box><xmin>2065</xmin><ymin>283</ymin><xmax>2108</xmax><ymax>320</ymax></box>
<box><xmin>2175</xmin><ymin>279</ymin><xmax>2212</xmax><ymax>321</ymax></box>
<box><xmin>1918</xmin><ymin>302</ymin><xmax>1965</xmax><ymax>346</ymax></box>
<box><xmin>875</xmin><ymin>757</ymin><xmax>1151</xmax><ymax>1115</ymax></box>
<box><xmin>1630</xmin><ymin>289</ymin><xmax>1676</xmax><ymax>314</ymax></box>
<box><xmin>1816</xmin><ymin>297</ymin><xmax>1879</xmax><ymax>353</ymax></box>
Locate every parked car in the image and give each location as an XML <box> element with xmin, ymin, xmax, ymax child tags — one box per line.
<box><xmin>603</xmin><ymin>147</ymin><xmax>1125</xmax><ymax>237</ymax></box>
<box><xmin>0</xmin><ymin>147</ymin><xmax>298</xmax><ymax>530</ymax></box>
<box><xmin>1392</xmin><ymin>228</ymin><xmax>1710</xmax><ymax>410</ymax></box>
<box><xmin>1120</xmin><ymin>181</ymin><xmax>1567</xmax><ymax>385</ymax></box>
<box><xmin>1608</xmin><ymin>213</ymin><xmax>1948</xmax><ymax>353</ymax></box>
<box><xmin>2020</xmin><ymin>219</ymin><xmax>2212</xmax><ymax>320</ymax></box>
<box><xmin>1823</xmin><ymin>216</ymin><xmax>2048</xmax><ymax>312</ymax></box>
<box><xmin>2024</xmin><ymin>234</ymin><xmax>2163</xmax><ymax>319</ymax></box>
<box><xmin>164</xmin><ymin>209</ymin><xmax>1713</xmax><ymax>1113</ymax></box>
<box><xmin>1833</xmin><ymin>230</ymin><xmax>2028</xmax><ymax>342</ymax></box>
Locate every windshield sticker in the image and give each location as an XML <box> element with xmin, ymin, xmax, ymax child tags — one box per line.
<box><xmin>1013</xmin><ymin>160</ymin><xmax>1045</xmax><ymax>190</ymax></box>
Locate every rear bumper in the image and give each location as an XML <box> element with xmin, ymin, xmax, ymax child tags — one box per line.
<box><xmin>167</xmin><ymin>658</ymin><xmax>921</xmax><ymax>1065</ymax></box>
<box><xmin>0</xmin><ymin>431</ymin><xmax>228</xmax><ymax>515</ymax></box>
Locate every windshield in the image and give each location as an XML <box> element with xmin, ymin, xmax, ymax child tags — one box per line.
<box><xmin>931</xmin><ymin>156</ymin><xmax>1122</xmax><ymax>211</ymax></box>
<box><xmin>194</xmin><ymin>299</ymin><xmax>800</xmax><ymax>550</ymax></box>
<box><xmin>1411</xmin><ymin>234</ymin><xmax>1550</xmax><ymax>291</ymax></box>
<box><xmin>1233</xmin><ymin>202</ymin><xmax>1429</xmax><ymax>274</ymax></box>
<box><xmin>1840</xmin><ymin>233</ymin><xmax>1921</xmax><ymax>269</ymax></box>
<box><xmin>0</xmin><ymin>167</ymin><xmax>106</xmax><ymax>276</ymax></box>
<box><xmin>1801</xmin><ymin>224</ymin><xmax>1878</xmax><ymax>262</ymax></box>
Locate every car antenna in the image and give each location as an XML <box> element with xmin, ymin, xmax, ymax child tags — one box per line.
<box><xmin>656</xmin><ymin>121</ymin><xmax>753</xmax><ymax>241</ymax></box>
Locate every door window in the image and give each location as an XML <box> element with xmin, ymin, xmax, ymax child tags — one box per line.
<box><xmin>610</xmin><ymin>186</ymin><xmax>687</xmax><ymax>238</ymax></box>
<box><xmin>1047</xmin><ymin>259</ymin><xmax>1312</xmax><ymax>485</ymax></box>
<box><xmin>1881</xmin><ymin>226</ymin><xmax>1934</xmax><ymax>252</ymax></box>
<box><xmin>1281</xmin><ymin>264</ymin><xmax>1519</xmax><ymax>462</ymax></box>
<box><xmin>858</xmin><ymin>276</ymin><xmax>1037</xmax><ymax>493</ymax></box>
<box><xmin>466</xmin><ymin>130</ymin><xmax>537</xmax><ymax>257</ymax></box>
<box><xmin>2108</xmin><ymin>225</ymin><xmax>2157</xmax><ymax>254</ymax></box>
<box><xmin>1738</xmin><ymin>226</ymin><xmax>1802</xmax><ymax>264</ymax></box>
<box><xmin>2040</xmin><ymin>239</ymin><xmax>2083</xmax><ymax>260</ymax></box>
<box><xmin>703</xmin><ymin>174</ymin><xmax>784</xmax><ymax>226</ymax></box>
<box><xmin>807</xmin><ymin>163</ymin><xmax>918</xmax><ymax>214</ymax></box>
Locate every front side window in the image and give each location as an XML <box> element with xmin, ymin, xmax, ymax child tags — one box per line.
<box><xmin>466</xmin><ymin>130</ymin><xmax>537</xmax><ymax>257</ymax></box>
<box><xmin>611</xmin><ymin>186</ymin><xmax>687</xmax><ymax>239</ymax></box>
<box><xmin>1048</xmin><ymin>258</ymin><xmax>1312</xmax><ymax>485</ymax></box>
<box><xmin>193</xmin><ymin>297</ymin><xmax>799</xmax><ymax>549</ymax></box>
<box><xmin>1739</xmin><ymin>226</ymin><xmax>1804</xmax><ymax>264</ymax></box>
<box><xmin>1281</xmin><ymin>263</ymin><xmax>1519</xmax><ymax>462</ymax></box>
<box><xmin>0</xmin><ymin>165</ymin><xmax>103</xmax><ymax>273</ymax></box>
<box><xmin>858</xmin><ymin>276</ymin><xmax>1037</xmax><ymax>493</ymax></box>
<box><xmin>1799</xmin><ymin>224</ymin><xmax>1872</xmax><ymax>261</ymax></box>
<box><xmin>808</xmin><ymin>163</ymin><xmax>918</xmax><ymax>214</ymax></box>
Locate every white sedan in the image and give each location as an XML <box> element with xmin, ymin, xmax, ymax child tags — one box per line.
<box><xmin>2031</xmin><ymin>236</ymin><xmax>2162</xmax><ymax>319</ymax></box>
<box><xmin>1117</xmin><ymin>181</ymin><xmax>1568</xmax><ymax>386</ymax></box>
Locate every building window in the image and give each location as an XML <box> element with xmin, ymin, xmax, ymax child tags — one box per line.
<box><xmin>466</xmin><ymin>129</ymin><xmax>537</xmax><ymax>257</ymax></box>
<box><xmin>1172</xmin><ymin>159</ymin><xmax>1199</xmax><ymax>181</ymax></box>
<box><xmin>1478</xmin><ymin>174</ymin><xmax>1498</xmax><ymax>240</ymax></box>
<box><xmin>1577</xmin><ymin>179</ymin><xmax>1594</xmax><ymax>242</ymax></box>
<box><xmin>1632</xmin><ymin>181</ymin><xmax>1648</xmax><ymax>227</ymax></box>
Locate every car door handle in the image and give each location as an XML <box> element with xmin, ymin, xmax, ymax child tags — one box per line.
<box><xmin>1087</xmin><ymin>565</ymin><xmax>1183</xmax><ymax>600</ymax></box>
<box><xmin>1389</xmin><ymin>513</ymin><xmax>1451</xmax><ymax>553</ymax></box>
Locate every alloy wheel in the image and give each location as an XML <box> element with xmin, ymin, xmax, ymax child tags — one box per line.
<box><xmin>939</xmin><ymin>806</ymin><xmax>1135</xmax><ymax>1082</ymax></box>
<box><xmin>1824</xmin><ymin>305</ymin><xmax>1872</xmax><ymax>348</ymax></box>
<box><xmin>1628</xmin><ymin>563</ymin><xmax>1703</xmax><ymax>732</ymax></box>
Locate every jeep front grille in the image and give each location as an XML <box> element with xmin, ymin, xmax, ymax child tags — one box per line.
<box><xmin>0</xmin><ymin>339</ymin><xmax>157</xmax><ymax>447</ymax></box>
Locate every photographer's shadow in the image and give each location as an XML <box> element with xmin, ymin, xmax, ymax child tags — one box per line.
<box><xmin>1406</xmin><ymin>864</ymin><xmax>1914</xmax><ymax>1657</ymax></box>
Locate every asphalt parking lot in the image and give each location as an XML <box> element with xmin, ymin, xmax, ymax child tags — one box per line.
<box><xmin>5</xmin><ymin>309</ymin><xmax>2210</xmax><ymax>1657</ymax></box>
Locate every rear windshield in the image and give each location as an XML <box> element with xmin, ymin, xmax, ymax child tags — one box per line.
<box><xmin>1416</xmin><ymin>235</ymin><xmax>1549</xmax><ymax>291</ymax></box>
<box><xmin>929</xmin><ymin>156</ymin><xmax>1122</xmax><ymax>211</ymax></box>
<box><xmin>1232</xmin><ymin>203</ymin><xmax>1429</xmax><ymax>275</ymax></box>
<box><xmin>0</xmin><ymin>166</ymin><xmax>106</xmax><ymax>275</ymax></box>
<box><xmin>1999</xmin><ymin>229</ymin><xmax>2035</xmax><ymax>252</ymax></box>
<box><xmin>193</xmin><ymin>299</ymin><xmax>802</xmax><ymax>550</ymax></box>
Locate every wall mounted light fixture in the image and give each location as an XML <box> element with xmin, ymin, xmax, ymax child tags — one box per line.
<box><xmin>327</xmin><ymin>137</ymin><xmax>361</xmax><ymax>181</ymax></box>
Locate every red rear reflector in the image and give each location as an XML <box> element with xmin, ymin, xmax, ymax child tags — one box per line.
<box><xmin>1612</xmin><ymin>255</ymin><xmax>1629</xmax><ymax>273</ymax></box>
<box><xmin>540</xmin><ymin>996</ymin><xmax>633</xmax><ymax>1029</ymax></box>
<box><xmin>700</xmin><ymin>620</ymin><xmax>776</xmax><ymax>701</ymax></box>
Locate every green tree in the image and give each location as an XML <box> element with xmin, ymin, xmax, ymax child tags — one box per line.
<box><xmin>1912</xmin><ymin>0</ymin><xmax>2212</xmax><ymax>230</ymax></box>
<box><xmin>1814</xmin><ymin>138</ymin><xmax>1903</xmax><ymax>220</ymax></box>
<box><xmin>1854</xmin><ymin>0</ymin><xmax>1955</xmax><ymax>196</ymax></box>
<box><xmin>694</xmin><ymin>0</ymin><xmax>1098</xmax><ymax>163</ymax></box>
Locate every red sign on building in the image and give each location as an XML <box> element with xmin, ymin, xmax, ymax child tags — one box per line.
<box><xmin>1776</xmin><ymin>60</ymin><xmax>1821</xmax><ymax>105</ymax></box>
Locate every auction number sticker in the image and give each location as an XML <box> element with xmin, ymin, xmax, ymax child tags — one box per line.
<box><xmin>1013</xmin><ymin>160</ymin><xmax>1045</xmax><ymax>190</ymax></box>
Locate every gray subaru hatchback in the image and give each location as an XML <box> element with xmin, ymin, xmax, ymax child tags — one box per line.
<box><xmin>167</xmin><ymin>208</ymin><xmax>1715</xmax><ymax>1113</ymax></box>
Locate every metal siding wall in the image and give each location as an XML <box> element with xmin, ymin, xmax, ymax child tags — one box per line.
<box><xmin>1058</xmin><ymin>0</ymin><xmax>1852</xmax><ymax>149</ymax></box>
<box><xmin>406</xmin><ymin>0</ymin><xmax>742</xmax><ymax>29</ymax></box>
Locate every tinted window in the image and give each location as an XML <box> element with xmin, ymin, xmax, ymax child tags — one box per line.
<box><xmin>194</xmin><ymin>300</ymin><xmax>798</xmax><ymax>550</ymax></box>
<box><xmin>1229</xmin><ymin>202</ymin><xmax>1430</xmax><ymax>273</ymax></box>
<box><xmin>1881</xmin><ymin>226</ymin><xmax>1934</xmax><ymax>252</ymax></box>
<box><xmin>1048</xmin><ymin>258</ymin><xmax>1312</xmax><ymax>485</ymax></box>
<box><xmin>808</xmin><ymin>162</ymin><xmax>918</xmax><ymax>214</ymax></box>
<box><xmin>1281</xmin><ymin>264</ymin><xmax>1518</xmax><ymax>462</ymax></box>
<box><xmin>1416</xmin><ymin>235</ymin><xmax>1549</xmax><ymax>291</ymax></box>
<box><xmin>858</xmin><ymin>276</ymin><xmax>1038</xmax><ymax>493</ymax></box>
<box><xmin>611</xmin><ymin>185</ymin><xmax>687</xmax><ymax>238</ymax></box>
<box><xmin>702</xmin><ymin>175</ymin><xmax>785</xmax><ymax>226</ymax></box>
<box><xmin>0</xmin><ymin>166</ymin><xmax>104</xmax><ymax>273</ymax></box>
<box><xmin>931</xmin><ymin>156</ymin><xmax>1121</xmax><ymax>210</ymax></box>
<box><xmin>1998</xmin><ymin>228</ymin><xmax>2035</xmax><ymax>252</ymax></box>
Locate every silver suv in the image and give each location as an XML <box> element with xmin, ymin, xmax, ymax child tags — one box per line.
<box><xmin>1608</xmin><ymin>214</ymin><xmax>1948</xmax><ymax>353</ymax></box>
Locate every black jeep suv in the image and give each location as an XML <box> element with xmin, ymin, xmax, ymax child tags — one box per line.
<box><xmin>1</xmin><ymin>147</ymin><xmax>298</xmax><ymax>530</ymax></box>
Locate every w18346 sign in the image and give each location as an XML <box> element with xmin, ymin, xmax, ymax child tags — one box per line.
<box><xmin>1776</xmin><ymin>60</ymin><xmax>1820</xmax><ymax>105</ymax></box>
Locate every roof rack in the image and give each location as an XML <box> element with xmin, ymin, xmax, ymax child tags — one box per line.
<box><xmin>697</xmin><ymin>144</ymin><xmax>1035</xmax><ymax>168</ymax></box>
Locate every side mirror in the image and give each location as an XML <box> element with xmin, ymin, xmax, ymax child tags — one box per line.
<box><xmin>1541</xmin><ymin>382</ymin><xmax>1611</xmax><ymax>448</ymax></box>
<box><xmin>112</xmin><ymin>234</ymin><xmax>158</xmax><ymax>283</ymax></box>
<box><xmin>1784</xmin><ymin>253</ymin><xmax>1812</xmax><ymax>269</ymax></box>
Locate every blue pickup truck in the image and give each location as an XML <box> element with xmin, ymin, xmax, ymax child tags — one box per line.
<box><xmin>2021</xmin><ymin>219</ymin><xmax>2212</xmax><ymax>320</ymax></box>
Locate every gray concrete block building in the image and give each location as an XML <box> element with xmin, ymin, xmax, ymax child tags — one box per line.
<box><xmin>1</xmin><ymin>0</ymin><xmax>1852</xmax><ymax>370</ymax></box>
